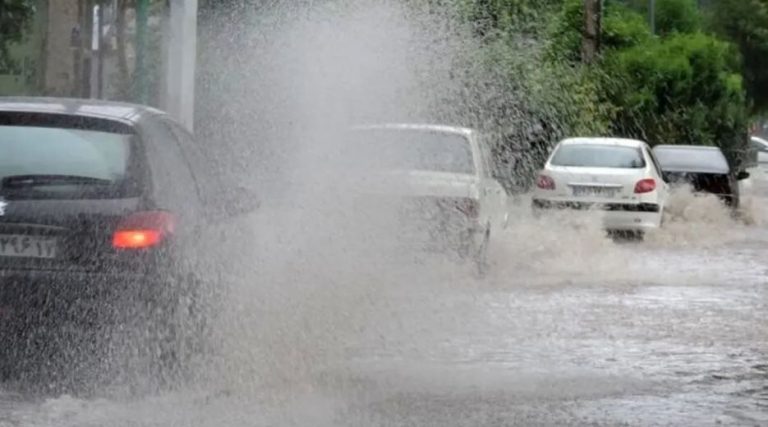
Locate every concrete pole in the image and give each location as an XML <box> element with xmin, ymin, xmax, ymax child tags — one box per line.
<box><xmin>89</xmin><ymin>3</ymin><xmax>100</xmax><ymax>98</ymax></box>
<box><xmin>135</xmin><ymin>0</ymin><xmax>149</xmax><ymax>104</ymax></box>
<box><xmin>163</xmin><ymin>0</ymin><xmax>197</xmax><ymax>131</ymax></box>
<box><xmin>97</xmin><ymin>2</ymin><xmax>105</xmax><ymax>97</ymax></box>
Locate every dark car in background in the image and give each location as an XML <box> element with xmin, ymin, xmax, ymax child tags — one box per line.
<box><xmin>0</xmin><ymin>97</ymin><xmax>256</xmax><ymax>385</ymax></box>
<box><xmin>652</xmin><ymin>145</ymin><xmax>749</xmax><ymax>208</ymax></box>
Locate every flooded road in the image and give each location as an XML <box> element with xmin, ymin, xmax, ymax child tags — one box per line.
<box><xmin>1</xmin><ymin>191</ymin><xmax>766</xmax><ymax>426</ymax></box>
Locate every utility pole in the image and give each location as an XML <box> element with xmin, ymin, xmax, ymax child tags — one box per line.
<box><xmin>89</xmin><ymin>2</ymin><xmax>100</xmax><ymax>98</ymax></box>
<box><xmin>649</xmin><ymin>0</ymin><xmax>656</xmax><ymax>35</ymax></box>
<box><xmin>163</xmin><ymin>0</ymin><xmax>198</xmax><ymax>131</ymax></box>
<box><xmin>97</xmin><ymin>1</ymin><xmax>105</xmax><ymax>98</ymax></box>
<box><xmin>582</xmin><ymin>0</ymin><xmax>602</xmax><ymax>64</ymax></box>
<box><xmin>71</xmin><ymin>0</ymin><xmax>85</xmax><ymax>97</ymax></box>
<box><xmin>135</xmin><ymin>0</ymin><xmax>149</xmax><ymax>104</ymax></box>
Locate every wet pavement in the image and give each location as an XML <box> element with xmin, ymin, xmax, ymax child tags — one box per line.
<box><xmin>0</xmin><ymin>191</ymin><xmax>767</xmax><ymax>426</ymax></box>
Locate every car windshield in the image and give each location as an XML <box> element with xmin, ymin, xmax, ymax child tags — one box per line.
<box><xmin>343</xmin><ymin>129</ymin><xmax>475</xmax><ymax>174</ymax></box>
<box><xmin>0</xmin><ymin>118</ymin><xmax>136</xmax><ymax>200</ymax></box>
<box><xmin>653</xmin><ymin>147</ymin><xmax>729</xmax><ymax>174</ymax></box>
<box><xmin>550</xmin><ymin>144</ymin><xmax>645</xmax><ymax>168</ymax></box>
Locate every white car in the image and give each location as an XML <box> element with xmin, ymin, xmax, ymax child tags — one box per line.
<box><xmin>750</xmin><ymin>136</ymin><xmax>768</xmax><ymax>165</ymax></box>
<box><xmin>653</xmin><ymin>144</ymin><xmax>750</xmax><ymax>209</ymax></box>
<box><xmin>532</xmin><ymin>137</ymin><xmax>669</xmax><ymax>233</ymax></box>
<box><xmin>341</xmin><ymin>124</ymin><xmax>510</xmax><ymax>274</ymax></box>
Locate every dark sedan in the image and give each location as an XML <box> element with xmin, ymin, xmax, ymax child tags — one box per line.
<box><xmin>0</xmin><ymin>97</ymin><xmax>256</xmax><ymax>387</ymax></box>
<box><xmin>652</xmin><ymin>145</ymin><xmax>749</xmax><ymax>208</ymax></box>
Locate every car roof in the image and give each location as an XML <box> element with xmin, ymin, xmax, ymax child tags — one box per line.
<box><xmin>558</xmin><ymin>137</ymin><xmax>648</xmax><ymax>147</ymax></box>
<box><xmin>652</xmin><ymin>144</ymin><xmax>729</xmax><ymax>174</ymax></box>
<box><xmin>351</xmin><ymin>123</ymin><xmax>475</xmax><ymax>138</ymax></box>
<box><xmin>653</xmin><ymin>144</ymin><xmax>723</xmax><ymax>152</ymax></box>
<box><xmin>0</xmin><ymin>96</ymin><xmax>164</xmax><ymax>124</ymax></box>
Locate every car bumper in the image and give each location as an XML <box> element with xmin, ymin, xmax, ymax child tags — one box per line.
<box><xmin>0</xmin><ymin>268</ymin><xmax>166</xmax><ymax>324</ymax></box>
<box><xmin>532</xmin><ymin>199</ymin><xmax>662</xmax><ymax>231</ymax></box>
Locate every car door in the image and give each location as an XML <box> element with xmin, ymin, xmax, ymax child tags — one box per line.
<box><xmin>137</xmin><ymin>115</ymin><xmax>206</xmax><ymax>260</ymax></box>
<box><xmin>645</xmin><ymin>146</ymin><xmax>669</xmax><ymax>206</ymax></box>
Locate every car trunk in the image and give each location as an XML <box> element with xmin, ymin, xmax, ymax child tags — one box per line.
<box><xmin>665</xmin><ymin>172</ymin><xmax>734</xmax><ymax>205</ymax></box>
<box><xmin>0</xmin><ymin>198</ymin><xmax>155</xmax><ymax>274</ymax></box>
<box><xmin>546</xmin><ymin>166</ymin><xmax>642</xmax><ymax>202</ymax></box>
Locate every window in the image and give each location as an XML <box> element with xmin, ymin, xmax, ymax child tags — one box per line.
<box><xmin>346</xmin><ymin>129</ymin><xmax>475</xmax><ymax>174</ymax></box>
<box><xmin>653</xmin><ymin>147</ymin><xmax>730</xmax><ymax>173</ymax></box>
<box><xmin>550</xmin><ymin>144</ymin><xmax>646</xmax><ymax>169</ymax></box>
<box><xmin>646</xmin><ymin>148</ymin><xmax>664</xmax><ymax>176</ymax></box>
<box><xmin>161</xmin><ymin>119</ymin><xmax>206</xmax><ymax>201</ymax></box>
<box><xmin>477</xmin><ymin>135</ymin><xmax>494</xmax><ymax>178</ymax></box>
<box><xmin>0</xmin><ymin>113</ymin><xmax>139</xmax><ymax>200</ymax></box>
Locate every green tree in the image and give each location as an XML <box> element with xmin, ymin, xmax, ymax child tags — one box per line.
<box><xmin>549</xmin><ymin>0</ymin><xmax>652</xmax><ymax>62</ymax></box>
<box><xmin>458</xmin><ymin>0</ymin><xmax>562</xmax><ymax>35</ymax></box>
<box><xmin>603</xmin><ymin>32</ymin><xmax>749</xmax><ymax>165</ymax></box>
<box><xmin>616</xmin><ymin>0</ymin><xmax>701</xmax><ymax>34</ymax></box>
<box><xmin>706</xmin><ymin>0</ymin><xmax>768</xmax><ymax>114</ymax></box>
<box><xmin>0</xmin><ymin>0</ymin><xmax>35</xmax><ymax>71</ymax></box>
<box><xmin>654</xmin><ymin>0</ymin><xmax>701</xmax><ymax>34</ymax></box>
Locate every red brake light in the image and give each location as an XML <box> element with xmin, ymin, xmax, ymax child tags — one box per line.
<box><xmin>634</xmin><ymin>178</ymin><xmax>656</xmax><ymax>194</ymax></box>
<box><xmin>536</xmin><ymin>175</ymin><xmax>555</xmax><ymax>190</ymax></box>
<box><xmin>112</xmin><ymin>211</ymin><xmax>176</xmax><ymax>249</ymax></box>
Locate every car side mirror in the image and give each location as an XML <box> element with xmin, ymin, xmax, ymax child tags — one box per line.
<box><xmin>737</xmin><ymin>171</ymin><xmax>750</xmax><ymax>181</ymax></box>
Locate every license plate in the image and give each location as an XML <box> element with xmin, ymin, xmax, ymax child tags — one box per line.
<box><xmin>572</xmin><ymin>187</ymin><xmax>617</xmax><ymax>198</ymax></box>
<box><xmin>0</xmin><ymin>235</ymin><xmax>58</xmax><ymax>259</ymax></box>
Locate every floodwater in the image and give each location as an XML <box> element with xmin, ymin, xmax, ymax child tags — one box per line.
<box><xmin>0</xmin><ymin>185</ymin><xmax>766</xmax><ymax>427</ymax></box>
<box><xmin>2</xmin><ymin>3</ymin><xmax>767</xmax><ymax>423</ymax></box>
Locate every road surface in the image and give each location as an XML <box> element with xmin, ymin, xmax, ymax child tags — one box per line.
<box><xmin>0</xmin><ymin>188</ymin><xmax>766</xmax><ymax>427</ymax></box>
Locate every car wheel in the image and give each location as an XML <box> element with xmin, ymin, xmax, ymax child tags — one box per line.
<box><xmin>144</xmin><ymin>272</ymin><xmax>210</xmax><ymax>389</ymax></box>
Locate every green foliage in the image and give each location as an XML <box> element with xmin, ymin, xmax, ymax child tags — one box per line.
<box><xmin>602</xmin><ymin>4</ymin><xmax>653</xmax><ymax>49</ymax></box>
<box><xmin>615</xmin><ymin>0</ymin><xmax>701</xmax><ymax>34</ymax></box>
<box><xmin>0</xmin><ymin>0</ymin><xmax>35</xmax><ymax>71</ymax></box>
<box><xmin>542</xmin><ymin>0</ymin><xmax>750</xmax><ymax>168</ymax></box>
<box><xmin>654</xmin><ymin>0</ymin><xmax>701</xmax><ymax>34</ymax></box>
<box><xmin>458</xmin><ymin>34</ymin><xmax>614</xmax><ymax>188</ymax></box>
<box><xmin>705</xmin><ymin>0</ymin><xmax>768</xmax><ymax>114</ymax></box>
<box><xmin>548</xmin><ymin>0</ymin><xmax>651</xmax><ymax>62</ymax></box>
<box><xmin>457</xmin><ymin>0</ymin><xmax>561</xmax><ymax>35</ymax></box>
<box><xmin>603</xmin><ymin>32</ymin><xmax>749</xmax><ymax>164</ymax></box>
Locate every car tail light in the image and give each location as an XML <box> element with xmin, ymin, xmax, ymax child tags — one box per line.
<box><xmin>536</xmin><ymin>175</ymin><xmax>556</xmax><ymax>190</ymax></box>
<box><xmin>634</xmin><ymin>178</ymin><xmax>656</xmax><ymax>194</ymax></box>
<box><xmin>454</xmin><ymin>198</ymin><xmax>480</xmax><ymax>218</ymax></box>
<box><xmin>112</xmin><ymin>211</ymin><xmax>176</xmax><ymax>249</ymax></box>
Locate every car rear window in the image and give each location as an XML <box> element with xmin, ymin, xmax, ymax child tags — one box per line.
<box><xmin>550</xmin><ymin>144</ymin><xmax>646</xmax><ymax>169</ymax></box>
<box><xmin>653</xmin><ymin>147</ymin><xmax>729</xmax><ymax>174</ymax></box>
<box><xmin>0</xmin><ymin>113</ymin><xmax>140</xmax><ymax>200</ymax></box>
<box><xmin>345</xmin><ymin>129</ymin><xmax>475</xmax><ymax>174</ymax></box>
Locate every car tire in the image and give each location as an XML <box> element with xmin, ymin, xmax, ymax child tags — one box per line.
<box><xmin>143</xmin><ymin>272</ymin><xmax>211</xmax><ymax>390</ymax></box>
